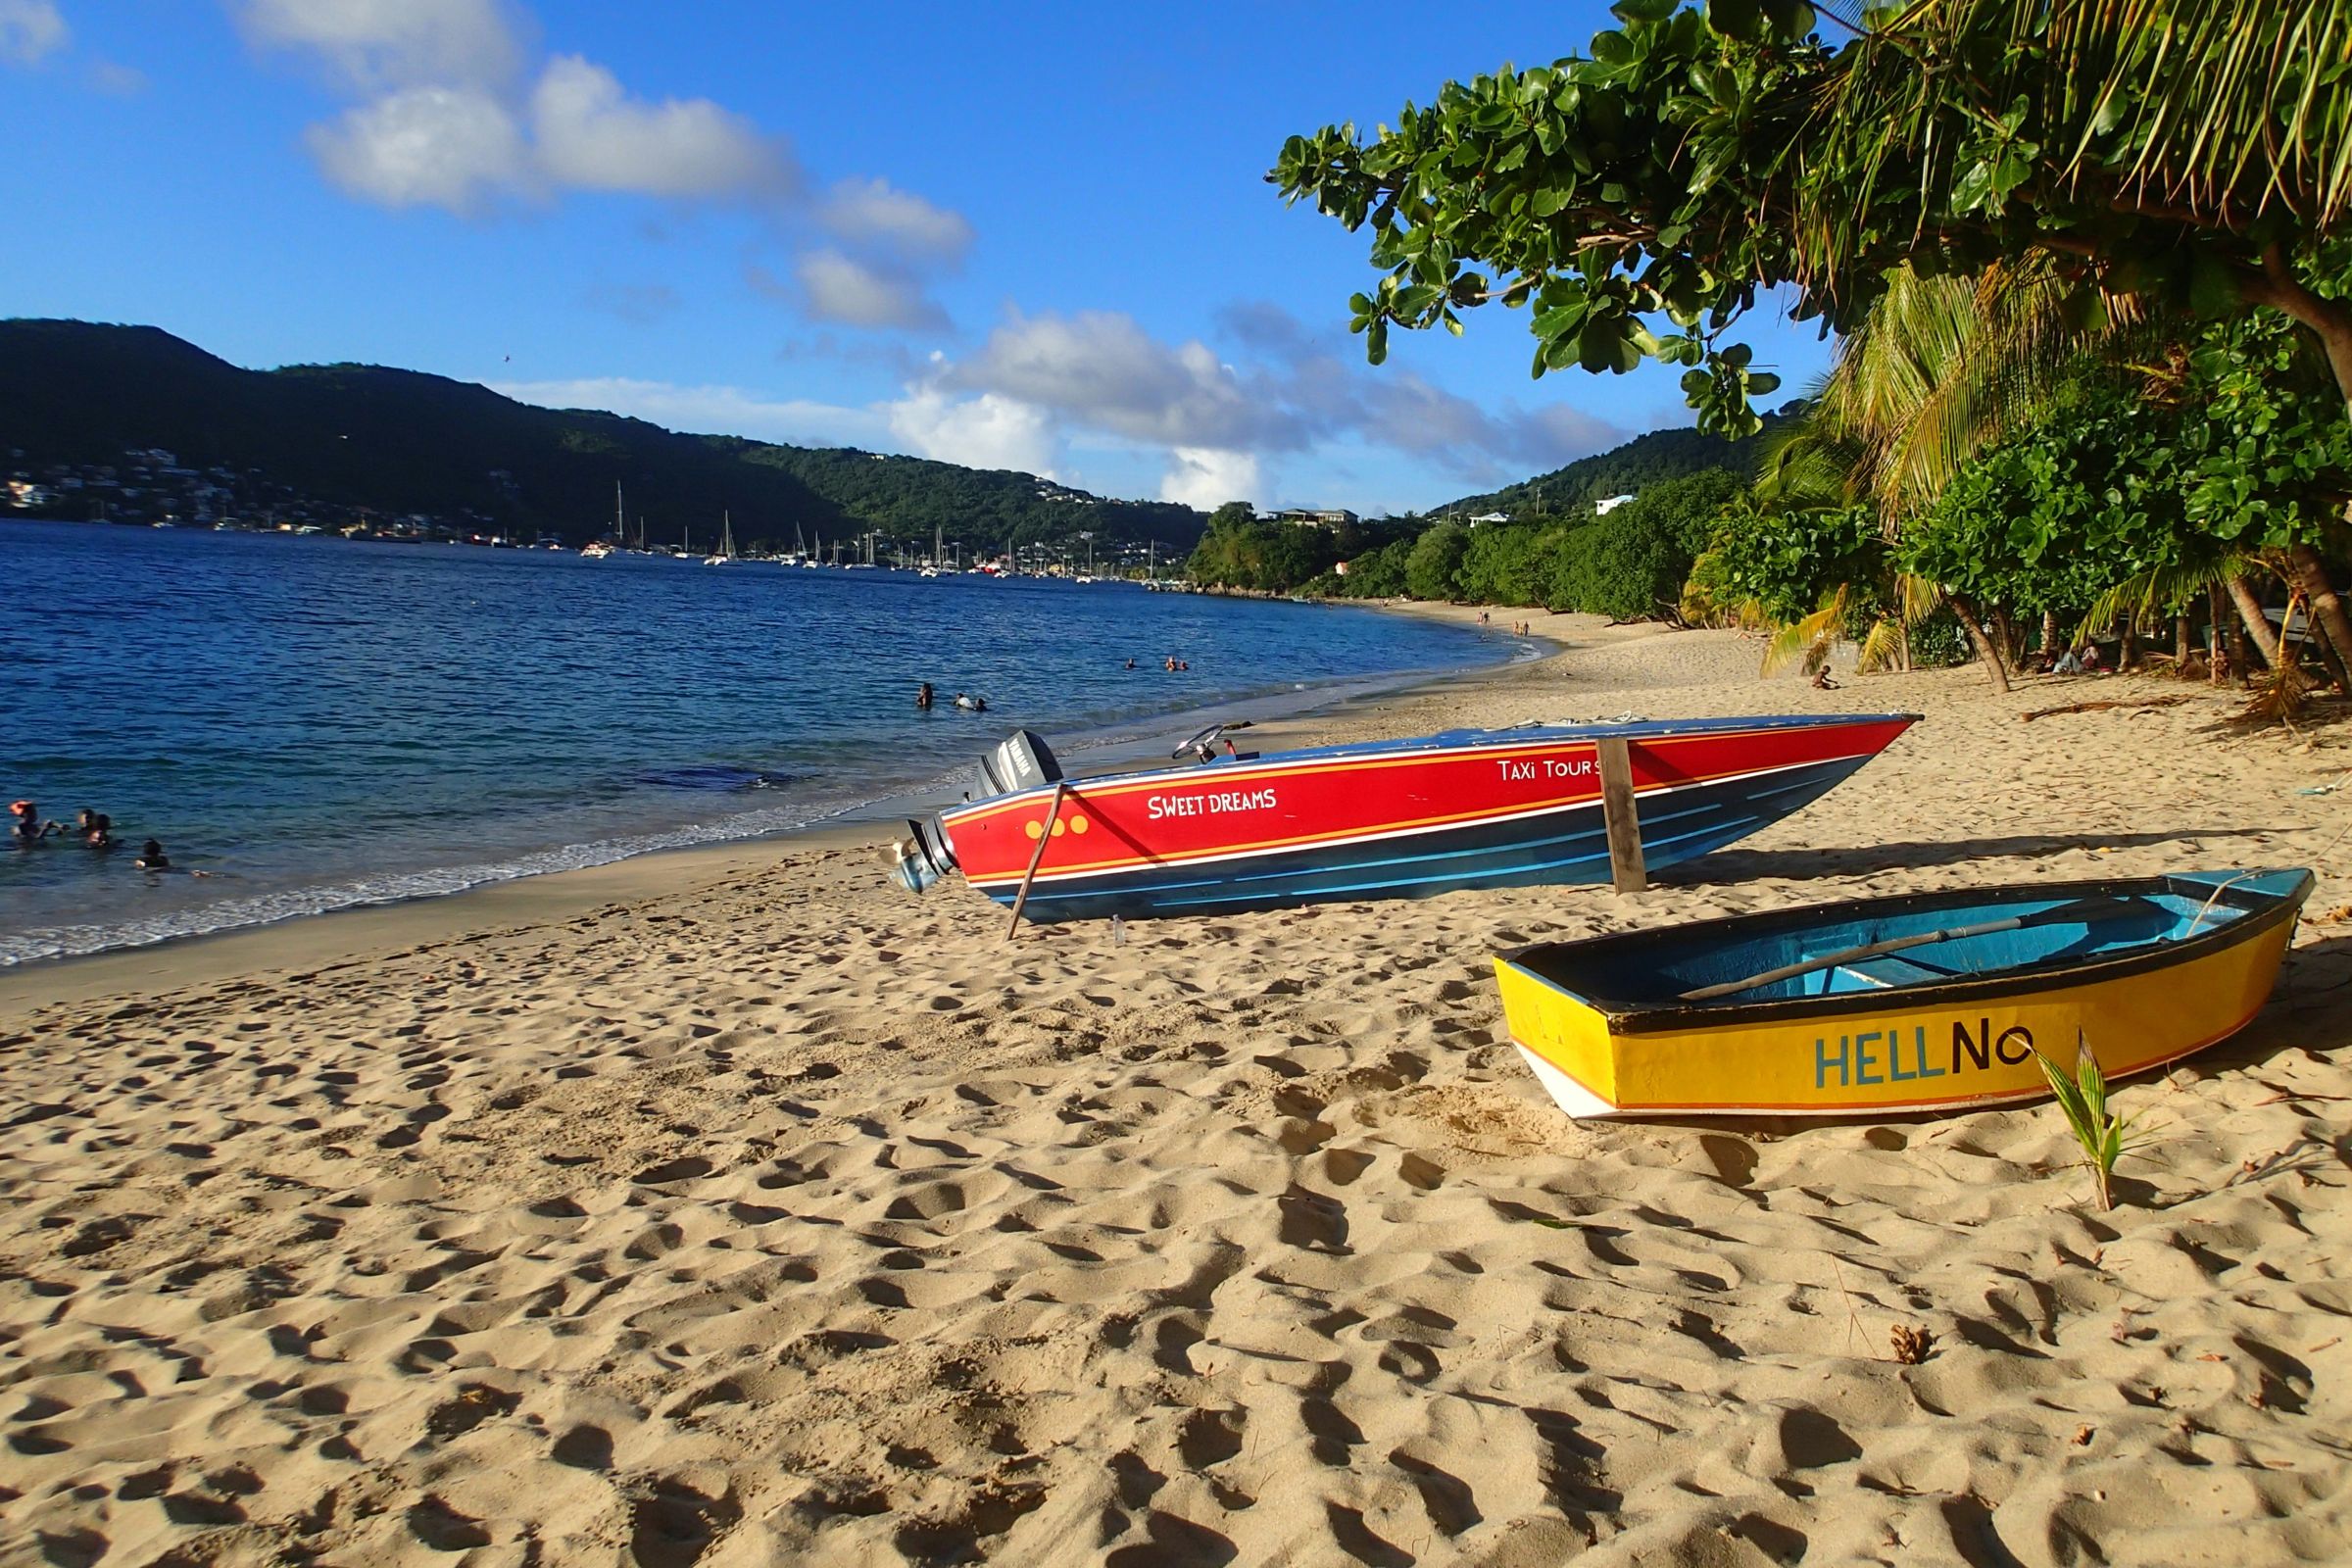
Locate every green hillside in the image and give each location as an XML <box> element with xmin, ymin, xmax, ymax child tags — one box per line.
<box><xmin>0</xmin><ymin>319</ymin><xmax>1203</xmax><ymax>552</ymax></box>
<box><xmin>747</xmin><ymin>446</ymin><xmax>1200</xmax><ymax>553</ymax></box>
<box><xmin>1438</xmin><ymin>409</ymin><xmax>1795</xmax><ymax>519</ymax></box>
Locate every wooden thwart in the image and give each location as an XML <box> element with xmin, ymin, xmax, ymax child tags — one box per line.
<box><xmin>1594</xmin><ymin>736</ymin><xmax>1647</xmax><ymax>894</ymax></box>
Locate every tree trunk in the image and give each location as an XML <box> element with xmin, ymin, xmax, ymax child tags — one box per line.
<box><xmin>2120</xmin><ymin>619</ymin><xmax>2140</xmax><ymax>670</ymax></box>
<box><xmin>1946</xmin><ymin>592</ymin><xmax>2012</xmax><ymax>694</ymax></box>
<box><xmin>1989</xmin><ymin>608</ymin><xmax>2027</xmax><ymax>669</ymax></box>
<box><xmin>2174</xmin><ymin>612</ymin><xmax>2191</xmax><ymax>663</ymax></box>
<box><xmin>2287</xmin><ymin>542</ymin><xmax>2352</xmax><ymax>693</ymax></box>
<box><xmin>2241</xmin><ymin>243</ymin><xmax>2352</xmax><ymax>430</ymax></box>
<box><xmin>2228</xmin><ymin>575</ymin><xmax>2283</xmax><ymax>669</ymax></box>
<box><xmin>2208</xmin><ymin>588</ymin><xmax>2229</xmax><ymax>683</ymax></box>
<box><xmin>2041</xmin><ymin>608</ymin><xmax>2060</xmax><ymax>658</ymax></box>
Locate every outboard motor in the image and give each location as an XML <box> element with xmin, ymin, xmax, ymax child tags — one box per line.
<box><xmin>889</xmin><ymin>812</ymin><xmax>957</xmax><ymax>895</ymax></box>
<box><xmin>972</xmin><ymin>730</ymin><xmax>1063</xmax><ymax>797</ymax></box>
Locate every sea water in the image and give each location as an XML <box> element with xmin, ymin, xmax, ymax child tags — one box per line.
<box><xmin>0</xmin><ymin>520</ymin><xmax>1508</xmax><ymax>963</ymax></box>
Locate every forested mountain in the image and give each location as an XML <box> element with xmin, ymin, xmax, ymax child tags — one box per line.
<box><xmin>0</xmin><ymin>319</ymin><xmax>1203</xmax><ymax>552</ymax></box>
<box><xmin>1437</xmin><ymin>409</ymin><xmax>1795</xmax><ymax>519</ymax></box>
<box><xmin>747</xmin><ymin>445</ymin><xmax>1200</xmax><ymax>554</ymax></box>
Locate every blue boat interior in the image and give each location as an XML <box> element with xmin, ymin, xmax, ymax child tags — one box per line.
<box><xmin>1514</xmin><ymin>870</ymin><xmax>2306</xmax><ymax>1010</ymax></box>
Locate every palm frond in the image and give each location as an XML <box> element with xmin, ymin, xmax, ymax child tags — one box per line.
<box><xmin>2078</xmin><ymin>553</ymin><xmax>2264</xmax><ymax>645</ymax></box>
<box><xmin>1895</xmin><ymin>571</ymin><xmax>1943</xmax><ymax>625</ymax></box>
<box><xmin>1856</xmin><ymin>614</ymin><xmax>1910</xmax><ymax>672</ymax></box>
<box><xmin>1809</xmin><ymin>1</ymin><xmax>2352</xmax><ymax>298</ymax></box>
<box><xmin>1760</xmin><ymin>587</ymin><xmax>1850</xmax><ymax>677</ymax></box>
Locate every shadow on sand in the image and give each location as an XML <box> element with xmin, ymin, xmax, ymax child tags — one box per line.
<box><xmin>1667</xmin><ymin>826</ymin><xmax>2294</xmax><ymax>890</ymax></box>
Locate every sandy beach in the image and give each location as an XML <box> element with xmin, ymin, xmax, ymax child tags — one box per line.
<box><xmin>6</xmin><ymin>616</ymin><xmax>2350</xmax><ymax>1567</ymax></box>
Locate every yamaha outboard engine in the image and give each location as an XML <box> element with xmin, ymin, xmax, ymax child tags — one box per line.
<box><xmin>896</xmin><ymin>731</ymin><xmax>1062</xmax><ymax>896</ymax></box>
<box><xmin>969</xmin><ymin>729</ymin><xmax>1062</xmax><ymax>799</ymax></box>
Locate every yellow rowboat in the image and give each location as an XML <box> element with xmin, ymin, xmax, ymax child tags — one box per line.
<box><xmin>1493</xmin><ymin>869</ymin><xmax>2314</xmax><ymax>1119</ymax></box>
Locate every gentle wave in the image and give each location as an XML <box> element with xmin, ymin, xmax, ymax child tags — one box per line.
<box><xmin>0</xmin><ymin>786</ymin><xmax>885</xmax><ymax>965</ymax></box>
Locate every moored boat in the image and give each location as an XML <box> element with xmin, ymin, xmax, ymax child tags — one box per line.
<box><xmin>891</xmin><ymin>711</ymin><xmax>1918</xmax><ymax>922</ymax></box>
<box><xmin>1493</xmin><ymin>868</ymin><xmax>2314</xmax><ymax>1119</ymax></box>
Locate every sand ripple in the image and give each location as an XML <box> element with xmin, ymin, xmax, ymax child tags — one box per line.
<box><xmin>5</xmin><ymin>632</ymin><xmax>2351</xmax><ymax>1565</ymax></box>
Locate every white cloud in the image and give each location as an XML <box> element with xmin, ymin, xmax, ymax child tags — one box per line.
<box><xmin>306</xmin><ymin>84</ymin><xmax>531</xmax><ymax>212</ymax></box>
<box><xmin>529</xmin><ymin>54</ymin><xmax>792</xmax><ymax>200</ymax></box>
<box><xmin>817</xmin><ymin>176</ymin><xmax>971</xmax><ymax>260</ymax></box>
<box><xmin>492</xmin><ymin>375</ymin><xmax>886</xmax><ymax>448</ymax></box>
<box><xmin>236</xmin><ymin>0</ymin><xmax>524</xmax><ymax>90</ymax></box>
<box><xmin>796</xmin><ymin>249</ymin><xmax>946</xmax><ymax>331</ymax></box>
<box><xmin>0</xmin><ymin>0</ymin><xmax>67</xmax><ymax>66</ymax></box>
<box><xmin>952</xmin><ymin>311</ymin><xmax>1287</xmax><ymax>451</ymax></box>
<box><xmin>885</xmin><ymin>385</ymin><xmax>1058</xmax><ymax>476</ymax></box>
<box><xmin>1160</xmin><ymin>448</ymin><xmax>1261</xmax><ymax>512</ymax></box>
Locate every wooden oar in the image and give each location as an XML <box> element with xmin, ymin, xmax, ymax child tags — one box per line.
<box><xmin>1678</xmin><ymin>897</ymin><xmax>2149</xmax><ymax>1003</ymax></box>
<box><xmin>1004</xmin><ymin>781</ymin><xmax>1069</xmax><ymax>939</ymax></box>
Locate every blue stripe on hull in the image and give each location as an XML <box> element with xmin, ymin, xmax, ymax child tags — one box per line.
<box><xmin>981</xmin><ymin>754</ymin><xmax>1874</xmax><ymax>921</ymax></box>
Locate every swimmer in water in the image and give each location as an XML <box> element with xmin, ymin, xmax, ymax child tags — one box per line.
<box><xmin>9</xmin><ymin>801</ymin><xmax>54</xmax><ymax>846</ymax></box>
<box><xmin>916</xmin><ymin>681</ymin><xmax>934</xmax><ymax>710</ymax></box>
<box><xmin>133</xmin><ymin>838</ymin><xmax>208</xmax><ymax>875</ymax></box>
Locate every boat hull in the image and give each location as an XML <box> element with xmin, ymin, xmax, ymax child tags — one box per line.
<box><xmin>936</xmin><ymin>713</ymin><xmax>1916</xmax><ymax>922</ymax></box>
<box><xmin>1494</xmin><ymin>870</ymin><xmax>2313</xmax><ymax>1118</ymax></box>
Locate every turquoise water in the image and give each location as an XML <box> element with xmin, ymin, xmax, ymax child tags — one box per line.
<box><xmin>0</xmin><ymin>519</ymin><xmax>1507</xmax><ymax>962</ymax></box>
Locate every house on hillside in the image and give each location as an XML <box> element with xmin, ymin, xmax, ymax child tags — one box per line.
<box><xmin>1594</xmin><ymin>494</ymin><xmax>1636</xmax><ymax>514</ymax></box>
<box><xmin>1469</xmin><ymin>511</ymin><xmax>1511</xmax><ymax>525</ymax></box>
<box><xmin>1263</xmin><ymin>507</ymin><xmax>1357</xmax><ymax>527</ymax></box>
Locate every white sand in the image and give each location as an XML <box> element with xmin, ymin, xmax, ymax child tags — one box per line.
<box><xmin>4</xmin><ymin>620</ymin><xmax>2350</xmax><ymax>1567</ymax></box>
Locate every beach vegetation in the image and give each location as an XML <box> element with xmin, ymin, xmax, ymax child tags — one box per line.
<box><xmin>1404</xmin><ymin>520</ymin><xmax>1474</xmax><ymax>601</ymax></box>
<box><xmin>1184</xmin><ymin>503</ymin><xmax>1347</xmax><ymax>593</ymax></box>
<box><xmin>2034</xmin><ymin>1033</ymin><xmax>2153</xmax><ymax>1212</ymax></box>
<box><xmin>1273</xmin><ymin>0</ymin><xmax>2352</xmax><ymax>669</ymax></box>
<box><xmin>1273</xmin><ymin>1</ymin><xmax>2352</xmax><ymax>438</ymax></box>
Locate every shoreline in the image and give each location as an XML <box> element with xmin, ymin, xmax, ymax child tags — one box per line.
<box><xmin>8</xmin><ymin>626</ymin><xmax>2350</xmax><ymax>1564</ymax></box>
<box><xmin>0</xmin><ymin>614</ymin><xmax>1568</xmax><ymax>1018</ymax></box>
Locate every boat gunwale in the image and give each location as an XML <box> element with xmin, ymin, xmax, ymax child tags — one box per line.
<box><xmin>1495</xmin><ymin>869</ymin><xmax>2315</xmax><ymax>1036</ymax></box>
<box><xmin>962</xmin><ymin>752</ymin><xmax>1879</xmax><ymax>890</ymax></box>
<box><xmin>937</xmin><ymin>711</ymin><xmax>1924</xmax><ymax>828</ymax></box>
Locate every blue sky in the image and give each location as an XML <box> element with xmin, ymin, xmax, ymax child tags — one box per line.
<box><xmin>0</xmin><ymin>0</ymin><xmax>1837</xmax><ymax>514</ymax></box>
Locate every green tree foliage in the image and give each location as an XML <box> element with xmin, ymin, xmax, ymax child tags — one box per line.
<box><xmin>1455</xmin><ymin>522</ymin><xmax>1548</xmax><ymax>605</ymax></box>
<box><xmin>1899</xmin><ymin>315</ymin><xmax>2352</xmax><ymax>640</ymax></box>
<box><xmin>1568</xmin><ymin>468</ymin><xmax>1744</xmax><ymax>619</ymax></box>
<box><xmin>1273</xmin><ymin>1</ymin><xmax>2352</xmax><ymax>439</ymax></box>
<box><xmin>1340</xmin><ymin>538</ymin><xmax>1414</xmax><ymax>596</ymax></box>
<box><xmin>1690</xmin><ymin>498</ymin><xmax>1888</xmax><ymax>628</ymax></box>
<box><xmin>1185</xmin><ymin>504</ymin><xmax>1342</xmax><ymax>592</ymax></box>
<box><xmin>1404</xmin><ymin>520</ymin><xmax>1473</xmax><ymax>600</ymax></box>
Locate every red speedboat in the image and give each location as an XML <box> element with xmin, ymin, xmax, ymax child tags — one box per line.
<box><xmin>891</xmin><ymin>712</ymin><xmax>1918</xmax><ymax>923</ymax></box>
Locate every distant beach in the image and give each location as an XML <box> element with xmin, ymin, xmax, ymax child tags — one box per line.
<box><xmin>4</xmin><ymin>623</ymin><xmax>2347</xmax><ymax>1564</ymax></box>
